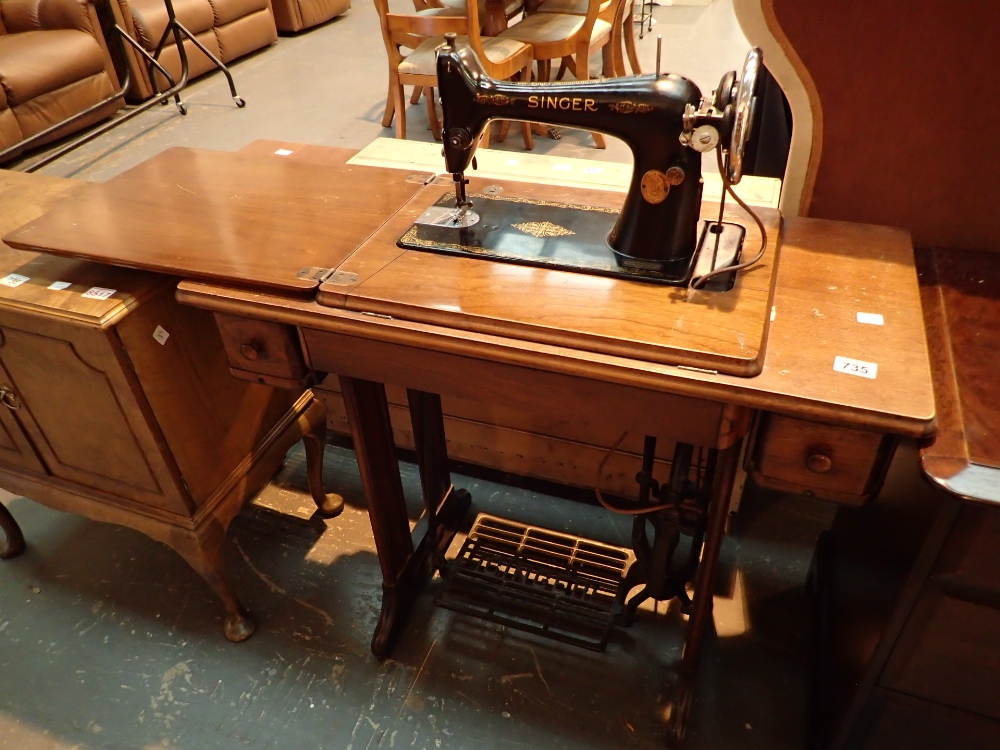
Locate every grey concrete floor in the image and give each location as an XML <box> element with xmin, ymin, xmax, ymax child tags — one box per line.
<box><xmin>1</xmin><ymin>442</ymin><xmax>833</xmax><ymax>750</ymax></box>
<box><xmin>0</xmin><ymin>3</ymin><xmax>831</xmax><ymax>749</ymax></box>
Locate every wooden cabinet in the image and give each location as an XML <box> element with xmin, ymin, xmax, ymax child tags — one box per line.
<box><xmin>0</xmin><ymin>170</ymin><xmax>338</xmax><ymax>639</ymax></box>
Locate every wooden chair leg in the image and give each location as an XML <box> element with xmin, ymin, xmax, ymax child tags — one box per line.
<box><xmin>520</xmin><ymin>65</ymin><xmax>535</xmax><ymax>150</ymax></box>
<box><xmin>576</xmin><ymin>54</ymin><xmax>606</xmax><ymax>148</ymax></box>
<box><xmin>393</xmin><ymin>80</ymin><xmax>407</xmax><ymax>139</ymax></box>
<box><xmin>382</xmin><ymin>77</ymin><xmax>396</xmax><ymax>128</ymax></box>
<box><xmin>602</xmin><ymin>42</ymin><xmax>615</xmax><ymax>79</ymax></box>
<box><xmin>426</xmin><ymin>86</ymin><xmax>441</xmax><ymax>140</ymax></box>
<box><xmin>410</xmin><ymin>86</ymin><xmax>423</xmax><ymax>105</ymax></box>
<box><xmin>624</xmin><ymin>0</ymin><xmax>642</xmax><ymax>75</ymax></box>
<box><xmin>496</xmin><ymin>121</ymin><xmax>510</xmax><ymax>143</ymax></box>
<box><xmin>556</xmin><ymin>56</ymin><xmax>572</xmax><ymax>80</ymax></box>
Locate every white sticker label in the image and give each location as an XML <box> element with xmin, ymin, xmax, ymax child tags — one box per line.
<box><xmin>82</xmin><ymin>287</ymin><xmax>116</xmax><ymax>300</ymax></box>
<box><xmin>770</xmin><ymin>305</ymin><xmax>776</xmax><ymax>321</ymax></box>
<box><xmin>583</xmin><ymin>167</ymin><xmax>603</xmax><ymax>174</ymax></box>
<box><xmin>504</xmin><ymin>159</ymin><xmax>519</xmax><ymax>166</ymax></box>
<box><xmin>834</xmin><ymin>356</ymin><xmax>878</xmax><ymax>379</ymax></box>
<box><xmin>274</xmin><ymin>149</ymin><xmax>293</xmax><ymax>156</ymax></box>
<box><xmin>152</xmin><ymin>326</ymin><xmax>170</xmax><ymax>345</ymax></box>
<box><xmin>856</xmin><ymin>312</ymin><xmax>884</xmax><ymax>326</ymax></box>
<box><xmin>0</xmin><ymin>274</ymin><xmax>29</xmax><ymax>288</ymax></box>
<box><xmin>48</xmin><ymin>281</ymin><xmax>71</xmax><ymax>291</ymax></box>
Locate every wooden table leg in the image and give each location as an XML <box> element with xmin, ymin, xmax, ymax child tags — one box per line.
<box><xmin>0</xmin><ymin>501</ymin><xmax>25</xmax><ymax>559</ymax></box>
<box><xmin>667</xmin><ymin>441</ymin><xmax>742</xmax><ymax>745</ymax></box>
<box><xmin>340</xmin><ymin>378</ymin><xmax>471</xmax><ymax>658</ymax></box>
<box><xmin>407</xmin><ymin>389</ymin><xmax>471</xmax><ymax>573</ymax></box>
<box><xmin>299</xmin><ymin>396</ymin><xmax>346</xmax><ymax>518</ymax></box>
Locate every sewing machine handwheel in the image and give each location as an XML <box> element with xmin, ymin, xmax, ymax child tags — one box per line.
<box><xmin>713</xmin><ymin>70</ymin><xmax>737</xmax><ymax>111</ymax></box>
<box><xmin>725</xmin><ymin>47</ymin><xmax>763</xmax><ymax>185</ymax></box>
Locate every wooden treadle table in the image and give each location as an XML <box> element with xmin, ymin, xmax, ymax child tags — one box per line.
<box><xmin>3</xmin><ymin>142</ymin><xmax>936</xmax><ymax>743</ymax></box>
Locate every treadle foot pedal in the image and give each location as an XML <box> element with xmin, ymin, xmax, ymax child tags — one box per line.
<box><xmin>435</xmin><ymin>514</ymin><xmax>634</xmax><ymax>650</ymax></box>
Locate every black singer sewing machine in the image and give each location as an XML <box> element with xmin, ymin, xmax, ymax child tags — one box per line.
<box><xmin>397</xmin><ymin>34</ymin><xmax>764</xmax><ymax>290</ymax></box>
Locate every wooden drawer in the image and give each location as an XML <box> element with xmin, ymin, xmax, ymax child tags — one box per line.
<box><xmin>881</xmin><ymin>586</ymin><xmax>1000</xmax><ymax>721</ymax></box>
<box><xmin>213</xmin><ymin>312</ymin><xmax>311</xmax><ymax>387</ymax></box>
<box><xmin>748</xmin><ymin>413</ymin><xmax>895</xmax><ymax>504</ymax></box>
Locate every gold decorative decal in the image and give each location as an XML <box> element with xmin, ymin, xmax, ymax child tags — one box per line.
<box><xmin>527</xmin><ymin>95</ymin><xmax>598</xmax><ymax>112</ymax></box>
<box><xmin>475</xmin><ymin>93</ymin><xmax>514</xmax><ymax>106</ymax></box>
<box><xmin>609</xmin><ymin>101</ymin><xmax>654</xmax><ymax>114</ymax></box>
<box><xmin>640</xmin><ymin>167</ymin><xmax>686</xmax><ymax>204</ymax></box>
<box><xmin>512</xmin><ymin>221</ymin><xmax>575</xmax><ymax>238</ymax></box>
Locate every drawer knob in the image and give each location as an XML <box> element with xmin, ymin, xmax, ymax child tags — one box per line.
<box><xmin>0</xmin><ymin>385</ymin><xmax>20</xmax><ymax>411</ymax></box>
<box><xmin>239</xmin><ymin>343</ymin><xmax>260</xmax><ymax>361</ymax></box>
<box><xmin>806</xmin><ymin>452</ymin><xmax>833</xmax><ymax>474</ymax></box>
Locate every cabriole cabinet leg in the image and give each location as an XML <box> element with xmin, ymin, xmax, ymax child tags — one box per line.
<box><xmin>0</xmin><ymin>502</ymin><xmax>25</xmax><ymax>559</ymax></box>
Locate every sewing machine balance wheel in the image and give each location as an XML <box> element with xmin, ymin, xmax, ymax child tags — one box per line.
<box><xmin>723</xmin><ymin>47</ymin><xmax>763</xmax><ymax>186</ymax></box>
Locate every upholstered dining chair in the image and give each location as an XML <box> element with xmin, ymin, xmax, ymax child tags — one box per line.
<box><xmin>375</xmin><ymin>0</ymin><xmax>534</xmax><ymax>146</ymax></box>
<box><xmin>495</xmin><ymin>0</ymin><xmax>615</xmax><ymax>147</ymax></box>
<box><xmin>535</xmin><ymin>0</ymin><xmax>639</xmax><ymax>77</ymax></box>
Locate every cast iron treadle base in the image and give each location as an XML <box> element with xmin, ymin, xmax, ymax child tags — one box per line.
<box><xmin>435</xmin><ymin>514</ymin><xmax>634</xmax><ymax>651</ymax></box>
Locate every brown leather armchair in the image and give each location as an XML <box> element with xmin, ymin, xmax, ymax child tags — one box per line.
<box><xmin>271</xmin><ymin>0</ymin><xmax>350</xmax><ymax>33</ymax></box>
<box><xmin>112</xmin><ymin>0</ymin><xmax>278</xmax><ymax>102</ymax></box>
<box><xmin>0</xmin><ymin>0</ymin><xmax>124</xmax><ymax>163</ymax></box>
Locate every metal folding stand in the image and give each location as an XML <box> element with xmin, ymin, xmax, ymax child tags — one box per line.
<box><xmin>634</xmin><ymin>0</ymin><xmax>656</xmax><ymax>39</ymax></box>
<box><xmin>5</xmin><ymin>0</ymin><xmax>245</xmax><ymax>173</ymax></box>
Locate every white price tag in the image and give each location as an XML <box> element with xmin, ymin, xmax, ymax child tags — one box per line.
<box><xmin>834</xmin><ymin>356</ymin><xmax>878</xmax><ymax>379</ymax></box>
<box><xmin>0</xmin><ymin>274</ymin><xmax>29</xmax><ymax>288</ymax></box>
<box><xmin>48</xmin><ymin>281</ymin><xmax>71</xmax><ymax>291</ymax></box>
<box><xmin>82</xmin><ymin>287</ymin><xmax>116</xmax><ymax>300</ymax></box>
<box><xmin>152</xmin><ymin>325</ymin><xmax>170</xmax><ymax>345</ymax></box>
<box><xmin>856</xmin><ymin>312</ymin><xmax>884</xmax><ymax>326</ymax></box>
<box><xmin>584</xmin><ymin>167</ymin><xmax>603</xmax><ymax>174</ymax></box>
<box><xmin>274</xmin><ymin>149</ymin><xmax>293</xmax><ymax>156</ymax></box>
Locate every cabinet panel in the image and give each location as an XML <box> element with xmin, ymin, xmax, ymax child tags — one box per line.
<box><xmin>0</xmin><ymin>323</ymin><xmax>189</xmax><ymax>515</ymax></box>
<box><xmin>0</xmin><ymin>379</ymin><xmax>46</xmax><ymax>474</ymax></box>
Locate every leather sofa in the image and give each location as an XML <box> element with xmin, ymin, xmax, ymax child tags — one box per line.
<box><xmin>111</xmin><ymin>0</ymin><xmax>278</xmax><ymax>102</ymax></box>
<box><xmin>271</xmin><ymin>0</ymin><xmax>350</xmax><ymax>33</ymax></box>
<box><xmin>0</xmin><ymin>0</ymin><xmax>124</xmax><ymax>163</ymax></box>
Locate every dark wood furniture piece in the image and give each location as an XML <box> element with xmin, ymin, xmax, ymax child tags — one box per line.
<box><xmin>0</xmin><ymin>169</ymin><xmax>341</xmax><ymax>641</ymax></box>
<box><xmin>812</xmin><ymin>249</ymin><xmax>1000</xmax><ymax>750</ymax></box>
<box><xmin>3</xmin><ymin>145</ymin><xmax>936</xmax><ymax>743</ymax></box>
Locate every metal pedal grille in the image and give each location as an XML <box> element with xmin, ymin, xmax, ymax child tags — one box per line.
<box><xmin>435</xmin><ymin>514</ymin><xmax>633</xmax><ymax>650</ymax></box>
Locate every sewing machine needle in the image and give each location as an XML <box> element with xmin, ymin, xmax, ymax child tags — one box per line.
<box><xmin>656</xmin><ymin>36</ymin><xmax>662</xmax><ymax>77</ymax></box>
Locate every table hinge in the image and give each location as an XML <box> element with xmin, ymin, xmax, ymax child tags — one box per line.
<box><xmin>295</xmin><ymin>267</ymin><xmax>335</xmax><ymax>282</ymax></box>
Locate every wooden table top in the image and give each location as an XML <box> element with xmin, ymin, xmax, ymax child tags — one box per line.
<box><xmin>178</xmin><ymin>213</ymin><xmax>935</xmax><ymax>438</ymax></box>
<box><xmin>3</xmin><ymin>148</ymin><xmax>432</xmax><ymax>296</ymax></box>
<box><xmin>918</xmin><ymin>247</ymin><xmax>1000</xmax><ymax>504</ymax></box>
<box><xmin>317</xmin><ymin>175</ymin><xmax>782</xmax><ymax>376</ymax></box>
<box><xmin>1</xmin><ymin>144</ymin><xmax>936</xmax><ymax>436</ymax></box>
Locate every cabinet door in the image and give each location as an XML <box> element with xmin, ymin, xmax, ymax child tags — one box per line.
<box><xmin>0</xmin><ymin>362</ymin><xmax>47</xmax><ymax>474</ymax></box>
<box><xmin>0</xmin><ymin>322</ymin><xmax>191</xmax><ymax>516</ymax></box>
